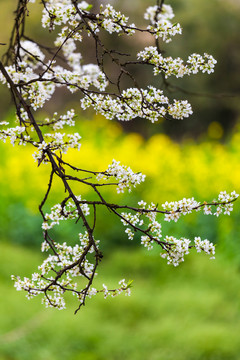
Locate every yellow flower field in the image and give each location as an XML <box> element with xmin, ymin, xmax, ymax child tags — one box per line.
<box><xmin>0</xmin><ymin>115</ymin><xmax>239</xmax><ymax>209</ymax></box>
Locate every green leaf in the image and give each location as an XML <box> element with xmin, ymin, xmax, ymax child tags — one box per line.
<box><xmin>126</xmin><ymin>280</ymin><xmax>134</xmax><ymax>289</ymax></box>
<box><xmin>85</xmin><ymin>5</ymin><xmax>93</xmax><ymax>11</ymax></box>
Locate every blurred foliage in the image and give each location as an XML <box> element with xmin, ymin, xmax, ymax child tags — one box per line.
<box><xmin>0</xmin><ymin>0</ymin><xmax>239</xmax><ymax>140</ymax></box>
<box><xmin>0</xmin><ymin>113</ymin><xmax>239</xmax><ymax>263</ymax></box>
<box><xmin>1</xmin><ymin>242</ymin><xmax>240</xmax><ymax>359</ymax></box>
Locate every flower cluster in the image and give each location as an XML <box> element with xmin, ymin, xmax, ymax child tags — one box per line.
<box><xmin>96</xmin><ymin>4</ymin><xmax>135</xmax><ymax>35</ymax></box>
<box><xmin>187</xmin><ymin>53</ymin><xmax>217</xmax><ymax>75</ymax></box>
<box><xmin>160</xmin><ymin>236</ymin><xmax>215</xmax><ymax>266</ymax></box>
<box><xmin>0</xmin><ymin>61</ymin><xmax>56</xmax><ymax>111</ymax></box>
<box><xmin>27</xmin><ymin>80</ymin><xmax>56</xmax><ymax>110</ymax></box>
<box><xmin>160</xmin><ymin>236</ymin><xmax>191</xmax><ymax>266</ymax></box>
<box><xmin>96</xmin><ymin>159</ymin><xmax>146</xmax><ymax>193</ymax></box>
<box><xmin>162</xmin><ymin>197</ymin><xmax>201</xmax><ymax>222</ymax></box>
<box><xmin>45</xmin><ymin>109</ymin><xmax>76</xmax><ymax>130</ymax></box>
<box><xmin>11</xmin><ymin>232</ymin><xmax>131</xmax><ymax>310</ymax></box>
<box><xmin>41</xmin><ymin>0</ymin><xmax>90</xmax><ymax>30</ymax></box>
<box><xmin>137</xmin><ymin>46</ymin><xmax>217</xmax><ymax>78</ymax></box>
<box><xmin>194</xmin><ymin>237</ymin><xmax>215</xmax><ymax>259</ymax></box>
<box><xmin>0</xmin><ymin>63</ymin><xmax>107</xmax><ymax>113</ymax></box>
<box><xmin>213</xmin><ymin>191</ymin><xmax>239</xmax><ymax>216</ymax></box>
<box><xmin>144</xmin><ymin>4</ymin><xmax>175</xmax><ymax>24</ymax></box>
<box><xmin>42</xmin><ymin>196</ymin><xmax>90</xmax><ymax>230</ymax></box>
<box><xmin>120</xmin><ymin>203</ymin><xmax>217</xmax><ymax>265</ymax></box>
<box><xmin>144</xmin><ymin>4</ymin><xmax>181</xmax><ymax>43</ymax></box>
<box><xmin>0</xmin><ymin>123</ymin><xmax>26</xmax><ymax>145</ymax></box>
<box><xmin>119</xmin><ymin>192</ymin><xmax>238</xmax><ymax>263</ymax></box>
<box><xmin>168</xmin><ymin>100</ymin><xmax>193</xmax><ymax>120</ymax></box>
<box><xmin>148</xmin><ymin>20</ymin><xmax>182</xmax><ymax>43</ymax></box>
<box><xmin>53</xmin><ymin>64</ymin><xmax>108</xmax><ymax>93</ymax></box>
<box><xmin>81</xmin><ymin>86</ymin><xmax>194</xmax><ymax>122</ymax></box>
<box><xmin>32</xmin><ymin>132</ymin><xmax>81</xmax><ymax>163</ymax></box>
<box><xmin>102</xmin><ymin>279</ymin><xmax>132</xmax><ymax>299</ymax></box>
<box><xmin>81</xmin><ymin>87</ymin><xmax>168</xmax><ymax>122</ymax></box>
<box><xmin>121</xmin><ymin>212</ymin><xmax>144</xmax><ymax>240</ymax></box>
<box><xmin>162</xmin><ymin>191</ymin><xmax>239</xmax><ymax>222</ymax></box>
<box><xmin>121</xmin><ymin>201</ymin><xmax>162</xmax><ymax>251</ymax></box>
<box><xmin>0</xmin><ymin>109</ymin><xmax>82</xmax><ymax>160</ymax></box>
<box><xmin>20</xmin><ymin>40</ymin><xmax>45</xmax><ymax>68</ymax></box>
<box><xmin>12</xmin><ymin>231</ymin><xmax>93</xmax><ymax>309</ymax></box>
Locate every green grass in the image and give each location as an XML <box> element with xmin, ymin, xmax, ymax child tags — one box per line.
<box><xmin>0</xmin><ymin>241</ymin><xmax>240</xmax><ymax>360</ymax></box>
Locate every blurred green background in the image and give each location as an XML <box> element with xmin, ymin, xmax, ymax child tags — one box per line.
<box><xmin>0</xmin><ymin>0</ymin><xmax>240</xmax><ymax>359</ymax></box>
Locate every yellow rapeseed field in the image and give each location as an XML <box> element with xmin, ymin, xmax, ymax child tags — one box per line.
<box><xmin>0</xmin><ymin>115</ymin><xmax>239</xmax><ymax>211</ymax></box>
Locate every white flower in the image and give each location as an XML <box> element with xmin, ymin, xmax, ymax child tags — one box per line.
<box><xmin>194</xmin><ymin>237</ymin><xmax>215</xmax><ymax>259</ymax></box>
<box><xmin>168</xmin><ymin>100</ymin><xmax>193</xmax><ymax>119</ymax></box>
<box><xmin>97</xmin><ymin>159</ymin><xmax>145</xmax><ymax>193</ymax></box>
<box><xmin>20</xmin><ymin>40</ymin><xmax>45</xmax><ymax>68</ymax></box>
